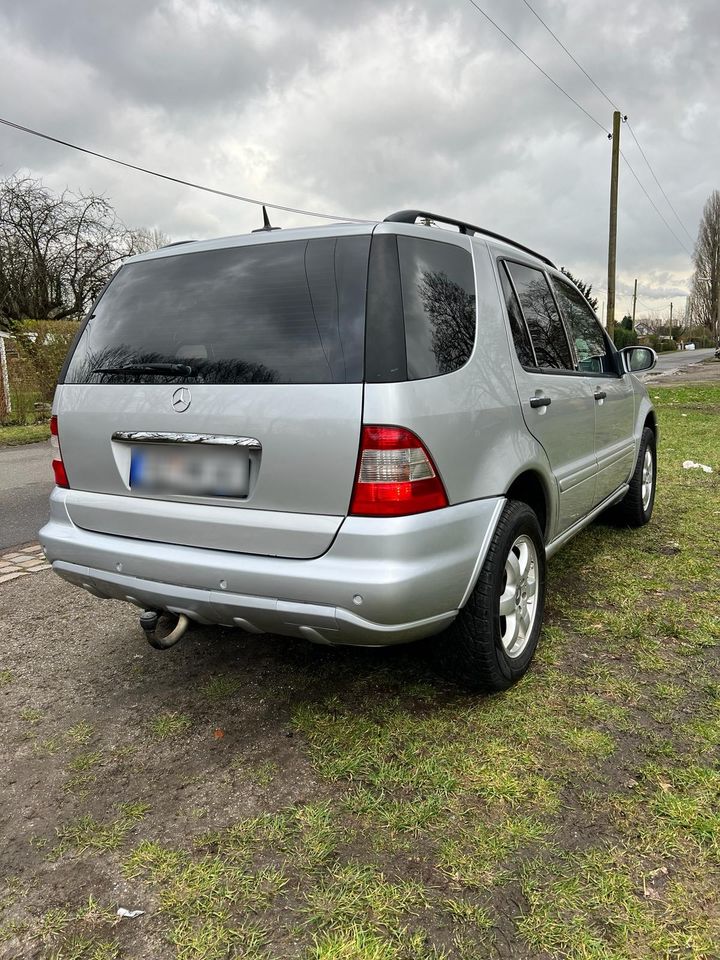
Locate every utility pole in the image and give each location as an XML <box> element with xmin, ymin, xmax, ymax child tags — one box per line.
<box><xmin>631</xmin><ymin>278</ymin><xmax>637</xmax><ymax>326</ymax></box>
<box><xmin>606</xmin><ymin>110</ymin><xmax>622</xmax><ymax>339</ymax></box>
<box><xmin>669</xmin><ymin>301</ymin><xmax>673</xmax><ymax>327</ymax></box>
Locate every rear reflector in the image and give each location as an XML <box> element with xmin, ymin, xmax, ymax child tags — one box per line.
<box><xmin>350</xmin><ymin>425</ymin><xmax>448</xmax><ymax>516</ymax></box>
<box><xmin>50</xmin><ymin>415</ymin><xmax>70</xmax><ymax>489</ymax></box>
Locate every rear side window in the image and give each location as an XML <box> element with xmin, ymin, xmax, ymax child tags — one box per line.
<box><xmin>64</xmin><ymin>236</ymin><xmax>370</xmax><ymax>385</ymax></box>
<box><xmin>366</xmin><ymin>235</ymin><xmax>476</xmax><ymax>381</ymax></box>
<box><xmin>506</xmin><ymin>262</ymin><xmax>573</xmax><ymax>371</ymax></box>
<box><xmin>552</xmin><ymin>277</ymin><xmax>615</xmax><ymax>374</ymax></box>
<box><xmin>398</xmin><ymin>236</ymin><xmax>476</xmax><ymax>378</ymax></box>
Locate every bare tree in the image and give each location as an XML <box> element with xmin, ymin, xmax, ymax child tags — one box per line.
<box><xmin>419</xmin><ymin>270</ymin><xmax>476</xmax><ymax>374</ymax></box>
<box><xmin>689</xmin><ymin>188</ymin><xmax>720</xmax><ymax>336</ymax></box>
<box><xmin>0</xmin><ymin>173</ymin><xmax>163</xmax><ymax>328</ymax></box>
<box><xmin>127</xmin><ymin>226</ymin><xmax>171</xmax><ymax>256</ymax></box>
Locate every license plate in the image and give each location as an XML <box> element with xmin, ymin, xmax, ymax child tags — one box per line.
<box><xmin>130</xmin><ymin>444</ymin><xmax>250</xmax><ymax>497</ymax></box>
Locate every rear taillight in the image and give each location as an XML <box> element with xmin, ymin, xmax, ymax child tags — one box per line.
<box><xmin>350</xmin><ymin>425</ymin><xmax>448</xmax><ymax>517</ymax></box>
<box><xmin>50</xmin><ymin>415</ymin><xmax>69</xmax><ymax>488</ymax></box>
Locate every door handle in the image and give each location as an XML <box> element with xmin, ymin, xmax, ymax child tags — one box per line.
<box><xmin>529</xmin><ymin>396</ymin><xmax>552</xmax><ymax>408</ymax></box>
<box><xmin>594</xmin><ymin>390</ymin><xmax>607</xmax><ymax>401</ymax></box>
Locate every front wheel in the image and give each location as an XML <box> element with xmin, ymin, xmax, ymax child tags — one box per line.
<box><xmin>434</xmin><ymin>500</ymin><xmax>546</xmax><ymax>692</ymax></box>
<box><xmin>608</xmin><ymin>427</ymin><xmax>656</xmax><ymax>527</ymax></box>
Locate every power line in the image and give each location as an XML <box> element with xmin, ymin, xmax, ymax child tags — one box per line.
<box><xmin>0</xmin><ymin>116</ymin><xmax>368</xmax><ymax>224</ymax></box>
<box><xmin>619</xmin><ymin>149</ymin><xmax>693</xmax><ymax>256</ymax></box>
<box><xmin>462</xmin><ymin>0</ymin><xmax>692</xmax><ymax>259</ymax></box>
<box><xmin>517</xmin><ymin>0</ymin><xmax>695</xmax><ymax>253</ymax></box>
<box><xmin>625</xmin><ymin>122</ymin><xmax>696</xmax><ymax>246</ymax></box>
<box><xmin>637</xmin><ymin>299</ymin><xmax>673</xmax><ymax>315</ymax></box>
<box><xmin>519</xmin><ymin>0</ymin><xmax>621</xmax><ymax>113</ymax></box>
<box><xmin>463</xmin><ymin>0</ymin><xmax>609</xmax><ymax>134</ymax></box>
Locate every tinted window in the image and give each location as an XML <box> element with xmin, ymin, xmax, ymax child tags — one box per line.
<box><xmin>64</xmin><ymin>237</ymin><xmax>370</xmax><ymax>385</ymax></box>
<box><xmin>397</xmin><ymin>236</ymin><xmax>476</xmax><ymax>379</ymax></box>
<box><xmin>506</xmin><ymin>262</ymin><xmax>573</xmax><ymax>371</ymax></box>
<box><xmin>552</xmin><ymin>277</ymin><xmax>615</xmax><ymax>374</ymax></box>
<box><xmin>499</xmin><ymin>263</ymin><xmax>535</xmax><ymax>368</ymax></box>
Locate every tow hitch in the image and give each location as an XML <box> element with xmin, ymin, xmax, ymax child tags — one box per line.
<box><xmin>139</xmin><ymin>610</ymin><xmax>190</xmax><ymax>650</ymax></box>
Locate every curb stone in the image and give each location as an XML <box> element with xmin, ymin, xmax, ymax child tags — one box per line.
<box><xmin>0</xmin><ymin>542</ymin><xmax>51</xmax><ymax>583</ymax></box>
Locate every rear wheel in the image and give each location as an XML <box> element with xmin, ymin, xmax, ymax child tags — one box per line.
<box><xmin>434</xmin><ymin>500</ymin><xmax>546</xmax><ymax>692</ymax></box>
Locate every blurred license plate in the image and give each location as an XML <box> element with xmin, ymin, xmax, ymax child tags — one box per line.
<box><xmin>130</xmin><ymin>445</ymin><xmax>249</xmax><ymax>497</ymax></box>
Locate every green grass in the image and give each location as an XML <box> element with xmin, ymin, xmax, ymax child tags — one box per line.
<box><xmin>68</xmin><ymin>751</ymin><xmax>103</xmax><ymax>772</ymax></box>
<box><xmin>0</xmin><ymin>422</ymin><xmax>50</xmax><ymax>446</ymax></box>
<box><xmin>231</xmin><ymin>757</ymin><xmax>280</xmax><ymax>787</ymax></box>
<box><xmin>16</xmin><ymin>897</ymin><xmax>120</xmax><ymax>960</ymax></box>
<box><xmin>201</xmin><ymin>674</ymin><xmax>244</xmax><ymax>701</ymax></box>
<box><xmin>62</xmin><ymin>773</ymin><xmax>97</xmax><ymax>798</ymax></box>
<box><xmin>5</xmin><ymin>382</ymin><xmax>720</xmax><ymax>959</ymax></box>
<box><xmin>20</xmin><ymin>707</ymin><xmax>43</xmax><ymax>724</ymax></box>
<box><xmin>52</xmin><ymin>802</ymin><xmax>151</xmax><ymax>859</ymax></box>
<box><xmin>148</xmin><ymin>711</ymin><xmax>192</xmax><ymax>739</ymax></box>
<box><xmin>65</xmin><ymin>722</ymin><xmax>94</xmax><ymax>745</ymax></box>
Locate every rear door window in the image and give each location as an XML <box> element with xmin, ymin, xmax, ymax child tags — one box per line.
<box><xmin>506</xmin><ymin>262</ymin><xmax>574</xmax><ymax>371</ymax></box>
<box><xmin>499</xmin><ymin>262</ymin><xmax>536</xmax><ymax>368</ymax></box>
<box><xmin>551</xmin><ymin>277</ymin><xmax>616</xmax><ymax>374</ymax></box>
<box><xmin>64</xmin><ymin>236</ymin><xmax>370</xmax><ymax>385</ymax></box>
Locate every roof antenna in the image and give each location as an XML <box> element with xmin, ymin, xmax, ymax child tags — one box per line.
<box><xmin>252</xmin><ymin>205</ymin><xmax>281</xmax><ymax>233</ymax></box>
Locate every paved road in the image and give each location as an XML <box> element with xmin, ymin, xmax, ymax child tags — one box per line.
<box><xmin>0</xmin><ymin>442</ymin><xmax>53</xmax><ymax>550</ymax></box>
<box><xmin>641</xmin><ymin>347</ymin><xmax>715</xmax><ymax>377</ymax></box>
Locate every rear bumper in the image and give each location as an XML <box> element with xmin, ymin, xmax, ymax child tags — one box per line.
<box><xmin>39</xmin><ymin>490</ymin><xmax>505</xmax><ymax>646</ymax></box>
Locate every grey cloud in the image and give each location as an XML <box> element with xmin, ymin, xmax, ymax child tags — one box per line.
<box><xmin>1</xmin><ymin>0</ymin><xmax>718</xmax><ymax>318</ymax></box>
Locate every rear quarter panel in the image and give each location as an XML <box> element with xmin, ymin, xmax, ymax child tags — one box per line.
<box><xmin>362</xmin><ymin>235</ymin><xmax>553</xmax><ymax>510</ymax></box>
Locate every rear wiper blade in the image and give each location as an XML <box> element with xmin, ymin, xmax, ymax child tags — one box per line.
<box><xmin>92</xmin><ymin>362</ymin><xmax>195</xmax><ymax>378</ymax></box>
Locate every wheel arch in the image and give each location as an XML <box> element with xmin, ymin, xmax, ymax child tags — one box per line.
<box><xmin>505</xmin><ymin>470</ymin><xmax>551</xmax><ymax>542</ymax></box>
<box><xmin>643</xmin><ymin>408</ymin><xmax>658</xmax><ymax>438</ymax></box>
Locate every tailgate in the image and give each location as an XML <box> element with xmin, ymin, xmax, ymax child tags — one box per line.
<box><xmin>55</xmin><ymin>382</ymin><xmax>362</xmax><ymax>559</ymax></box>
<box><xmin>55</xmin><ymin>231</ymin><xmax>371</xmax><ymax>560</ymax></box>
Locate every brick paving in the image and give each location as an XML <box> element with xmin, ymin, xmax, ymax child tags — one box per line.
<box><xmin>0</xmin><ymin>542</ymin><xmax>51</xmax><ymax>583</ymax></box>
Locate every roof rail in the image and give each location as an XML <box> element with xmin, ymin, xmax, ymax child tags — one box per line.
<box><xmin>383</xmin><ymin>210</ymin><xmax>555</xmax><ymax>268</ymax></box>
<box><xmin>160</xmin><ymin>239</ymin><xmax>197</xmax><ymax>249</ymax></box>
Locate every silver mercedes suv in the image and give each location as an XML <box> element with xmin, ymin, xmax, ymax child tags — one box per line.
<box><xmin>40</xmin><ymin>209</ymin><xmax>658</xmax><ymax>691</ymax></box>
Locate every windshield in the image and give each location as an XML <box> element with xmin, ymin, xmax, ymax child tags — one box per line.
<box><xmin>63</xmin><ymin>236</ymin><xmax>370</xmax><ymax>385</ymax></box>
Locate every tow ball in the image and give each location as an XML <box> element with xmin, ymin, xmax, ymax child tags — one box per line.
<box><xmin>139</xmin><ymin>610</ymin><xmax>190</xmax><ymax>650</ymax></box>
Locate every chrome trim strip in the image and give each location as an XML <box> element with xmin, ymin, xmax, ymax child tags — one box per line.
<box><xmin>112</xmin><ymin>431</ymin><xmax>261</xmax><ymax>450</ymax></box>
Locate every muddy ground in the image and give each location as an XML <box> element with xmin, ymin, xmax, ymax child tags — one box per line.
<box><xmin>1</xmin><ymin>368</ymin><xmax>718</xmax><ymax>960</ymax></box>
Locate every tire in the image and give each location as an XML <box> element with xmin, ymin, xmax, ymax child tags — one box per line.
<box><xmin>434</xmin><ymin>500</ymin><xmax>546</xmax><ymax>692</ymax></box>
<box><xmin>608</xmin><ymin>427</ymin><xmax>656</xmax><ymax>527</ymax></box>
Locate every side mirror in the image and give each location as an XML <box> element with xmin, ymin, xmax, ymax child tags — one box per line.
<box><xmin>620</xmin><ymin>346</ymin><xmax>657</xmax><ymax>373</ymax></box>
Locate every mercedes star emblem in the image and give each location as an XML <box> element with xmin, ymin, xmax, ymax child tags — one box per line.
<box><xmin>171</xmin><ymin>386</ymin><xmax>192</xmax><ymax>413</ymax></box>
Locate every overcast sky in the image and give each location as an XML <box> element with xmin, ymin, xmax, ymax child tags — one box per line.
<box><xmin>1</xmin><ymin>0</ymin><xmax>717</xmax><ymax>321</ymax></box>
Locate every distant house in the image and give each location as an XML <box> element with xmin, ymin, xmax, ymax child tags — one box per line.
<box><xmin>634</xmin><ymin>321</ymin><xmax>674</xmax><ymax>340</ymax></box>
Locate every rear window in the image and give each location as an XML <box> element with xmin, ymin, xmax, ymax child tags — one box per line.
<box><xmin>64</xmin><ymin>236</ymin><xmax>370</xmax><ymax>385</ymax></box>
<box><xmin>365</xmin><ymin>235</ymin><xmax>476</xmax><ymax>381</ymax></box>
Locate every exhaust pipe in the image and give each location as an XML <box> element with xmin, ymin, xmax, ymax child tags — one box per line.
<box><xmin>139</xmin><ymin>610</ymin><xmax>190</xmax><ymax>650</ymax></box>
